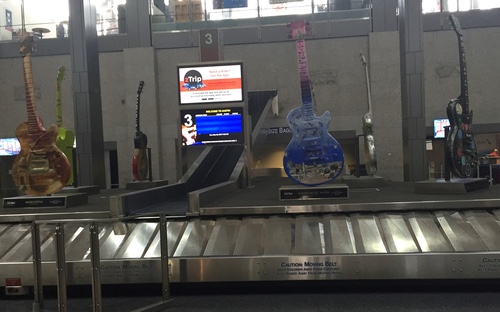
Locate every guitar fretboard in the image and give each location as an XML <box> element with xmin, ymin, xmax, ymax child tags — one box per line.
<box><xmin>23</xmin><ymin>55</ymin><xmax>41</xmax><ymax>135</ymax></box>
<box><xmin>135</xmin><ymin>91</ymin><xmax>141</xmax><ymax>133</ymax></box>
<box><xmin>296</xmin><ymin>39</ymin><xmax>314</xmax><ymax>120</ymax></box>
<box><xmin>457</xmin><ymin>34</ymin><xmax>469</xmax><ymax>114</ymax></box>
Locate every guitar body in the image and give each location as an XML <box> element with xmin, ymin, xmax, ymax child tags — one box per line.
<box><xmin>445</xmin><ymin>99</ymin><xmax>477</xmax><ymax>178</ymax></box>
<box><xmin>132</xmin><ymin>131</ymin><xmax>148</xmax><ymax>181</ymax></box>
<box><xmin>132</xmin><ymin>148</ymin><xmax>148</xmax><ymax>181</ymax></box>
<box><xmin>283</xmin><ymin>108</ymin><xmax>344</xmax><ymax>186</ymax></box>
<box><xmin>13</xmin><ymin>123</ymin><xmax>70</xmax><ymax>196</ymax></box>
<box><xmin>362</xmin><ymin>112</ymin><xmax>377</xmax><ymax>176</ymax></box>
<box><xmin>56</xmin><ymin>127</ymin><xmax>75</xmax><ymax>185</ymax></box>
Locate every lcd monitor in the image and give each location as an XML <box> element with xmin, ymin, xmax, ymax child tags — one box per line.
<box><xmin>180</xmin><ymin>107</ymin><xmax>244</xmax><ymax>146</ymax></box>
<box><xmin>433</xmin><ymin>118</ymin><xmax>450</xmax><ymax>139</ymax></box>
<box><xmin>0</xmin><ymin>138</ymin><xmax>21</xmax><ymax>156</ymax></box>
<box><xmin>177</xmin><ymin>62</ymin><xmax>244</xmax><ymax>105</ymax></box>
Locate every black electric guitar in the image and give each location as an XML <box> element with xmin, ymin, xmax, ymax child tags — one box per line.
<box><xmin>132</xmin><ymin>81</ymin><xmax>148</xmax><ymax>181</ymax></box>
<box><xmin>360</xmin><ymin>52</ymin><xmax>377</xmax><ymax>176</ymax></box>
<box><xmin>283</xmin><ymin>20</ymin><xmax>344</xmax><ymax>186</ymax></box>
<box><xmin>445</xmin><ymin>14</ymin><xmax>477</xmax><ymax>178</ymax></box>
<box><xmin>12</xmin><ymin>33</ymin><xmax>70</xmax><ymax>195</ymax></box>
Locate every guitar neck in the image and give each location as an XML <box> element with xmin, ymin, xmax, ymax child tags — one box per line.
<box><xmin>296</xmin><ymin>39</ymin><xmax>314</xmax><ymax>119</ymax></box>
<box><xmin>456</xmin><ymin>31</ymin><xmax>469</xmax><ymax>114</ymax></box>
<box><xmin>135</xmin><ymin>92</ymin><xmax>141</xmax><ymax>133</ymax></box>
<box><xmin>363</xmin><ymin>61</ymin><xmax>372</xmax><ymax>114</ymax></box>
<box><xmin>23</xmin><ymin>54</ymin><xmax>40</xmax><ymax>135</ymax></box>
<box><xmin>56</xmin><ymin>79</ymin><xmax>63</xmax><ymax>128</ymax></box>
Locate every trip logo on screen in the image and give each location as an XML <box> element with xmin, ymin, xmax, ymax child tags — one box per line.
<box><xmin>182</xmin><ymin>70</ymin><xmax>206</xmax><ymax>90</ymax></box>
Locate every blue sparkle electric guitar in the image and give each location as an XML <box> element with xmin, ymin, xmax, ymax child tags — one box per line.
<box><xmin>445</xmin><ymin>14</ymin><xmax>477</xmax><ymax>178</ymax></box>
<box><xmin>283</xmin><ymin>20</ymin><xmax>344</xmax><ymax>186</ymax></box>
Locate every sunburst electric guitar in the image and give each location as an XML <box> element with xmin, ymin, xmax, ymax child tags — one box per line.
<box><xmin>360</xmin><ymin>52</ymin><xmax>377</xmax><ymax>176</ymax></box>
<box><xmin>55</xmin><ymin>65</ymin><xmax>75</xmax><ymax>186</ymax></box>
<box><xmin>132</xmin><ymin>81</ymin><xmax>148</xmax><ymax>181</ymax></box>
<box><xmin>12</xmin><ymin>34</ymin><xmax>70</xmax><ymax>196</ymax></box>
<box><xmin>283</xmin><ymin>20</ymin><xmax>344</xmax><ymax>186</ymax></box>
<box><xmin>445</xmin><ymin>14</ymin><xmax>477</xmax><ymax>178</ymax></box>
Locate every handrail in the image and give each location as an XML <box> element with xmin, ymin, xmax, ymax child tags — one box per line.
<box><xmin>30</xmin><ymin>213</ymin><xmax>174</xmax><ymax>312</ymax></box>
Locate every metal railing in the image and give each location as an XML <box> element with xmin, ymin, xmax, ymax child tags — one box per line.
<box><xmin>30</xmin><ymin>214</ymin><xmax>172</xmax><ymax>312</ymax></box>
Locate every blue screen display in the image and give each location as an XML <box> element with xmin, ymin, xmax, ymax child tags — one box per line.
<box><xmin>181</xmin><ymin>107</ymin><xmax>244</xmax><ymax>146</ymax></box>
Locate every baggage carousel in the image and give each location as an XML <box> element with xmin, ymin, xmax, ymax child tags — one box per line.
<box><xmin>1</xmin><ymin>176</ymin><xmax>500</xmax><ymax>288</ymax></box>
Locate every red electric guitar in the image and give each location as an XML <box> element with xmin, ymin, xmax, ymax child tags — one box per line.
<box><xmin>132</xmin><ymin>81</ymin><xmax>148</xmax><ymax>181</ymax></box>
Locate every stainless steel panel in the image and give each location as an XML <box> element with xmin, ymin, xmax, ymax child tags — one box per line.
<box><xmin>263</xmin><ymin>216</ymin><xmax>293</xmax><ymax>255</ymax></box>
<box><xmin>174</xmin><ymin>219</ymin><xmax>215</xmax><ymax>257</ymax></box>
<box><xmin>40</xmin><ymin>224</ymin><xmax>86</xmax><ymax>261</ymax></box>
<box><xmin>379</xmin><ymin>213</ymin><xmax>419</xmax><ymax>253</ymax></box>
<box><xmin>115</xmin><ymin>223</ymin><xmax>158</xmax><ymax>259</ymax></box>
<box><xmin>436</xmin><ymin>211</ymin><xmax>487</xmax><ymax>252</ymax></box>
<box><xmin>65</xmin><ymin>224</ymin><xmax>91</xmax><ymax>261</ymax></box>
<box><xmin>233</xmin><ymin>218</ymin><xmax>265</xmax><ymax>256</ymax></box>
<box><xmin>322</xmin><ymin>215</ymin><xmax>356</xmax><ymax>254</ymax></box>
<box><xmin>295</xmin><ymin>216</ymin><xmax>323</xmax><ymax>255</ymax></box>
<box><xmin>350</xmin><ymin>214</ymin><xmax>387</xmax><ymax>253</ymax></box>
<box><xmin>0</xmin><ymin>224</ymin><xmax>32</xmax><ymax>259</ymax></box>
<box><xmin>2</xmin><ymin>225</ymin><xmax>52</xmax><ymax>262</ymax></box>
<box><xmin>204</xmin><ymin>218</ymin><xmax>240</xmax><ymax>256</ymax></box>
<box><xmin>407</xmin><ymin>211</ymin><xmax>452</xmax><ymax>252</ymax></box>
<box><xmin>463</xmin><ymin>211</ymin><xmax>500</xmax><ymax>250</ymax></box>
<box><xmin>143</xmin><ymin>220</ymin><xmax>189</xmax><ymax>258</ymax></box>
<box><xmin>99</xmin><ymin>222</ymin><xmax>133</xmax><ymax>259</ymax></box>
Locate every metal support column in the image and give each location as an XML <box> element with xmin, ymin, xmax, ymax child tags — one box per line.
<box><xmin>68</xmin><ymin>0</ymin><xmax>106</xmax><ymax>188</ymax></box>
<box><xmin>90</xmin><ymin>223</ymin><xmax>102</xmax><ymax>312</ymax></box>
<box><xmin>31</xmin><ymin>222</ymin><xmax>43</xmax><ymax>311</ymax></box>
<box><xmin>55</xmin><ymin>224</ymin><xmax>67</xmax><ymax>312</ymax></box>
<box><xmin>398</xmin><ymin>0</ymin><xmax>427</xmax><ymax>181</ymax></box>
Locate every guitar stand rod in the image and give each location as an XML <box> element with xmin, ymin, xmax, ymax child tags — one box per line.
<box><xmin>72</xmin><ymin>147</ymin><xmax>78</xmax><ymax>187</ymax></box>
<box><xmin>147</xmin><ymin>147</ymin><xmax>153</xmax><ymax>182</ymax></box>
<box><xmin>444</xmin><ymin>126</ymin><xmax>451</xmax><ymax>181</ymax></box>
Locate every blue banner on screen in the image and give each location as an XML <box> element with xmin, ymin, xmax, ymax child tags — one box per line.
<box><xmin>223</xmin><ymin>0</ymin><xmax>248</xmax><ymax>8</ymax></box>
<box><xmin>181</xmin><ymin>107</ymin><xmax>244</xmax><ymax>146</ymax></box>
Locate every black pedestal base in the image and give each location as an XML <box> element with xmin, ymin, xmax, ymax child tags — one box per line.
<box><xmin>2</xmin><ymin>192</ymin><xmax>88</xmax><ymax>208</ymax></box>
<box><xmin>279</xmin><ymin>184</ymin><xmax>349</xmax><ymax>200</ymax></box>
<box><xmin>126</xmin><ymin>180</ymin><xmax>169</xmax><ymax>191</ymax></box>
<box><xmin>341</xmin><ymin>175</ymin><xmax>386</xmax><ymax>188</ymax></box>
<box><xmin>414</xmin><ymin>178</ymin><xmax>490</xmax><ymax>195</ymax></box>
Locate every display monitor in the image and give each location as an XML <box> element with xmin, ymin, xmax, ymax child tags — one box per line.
<box><xmin>434</xmin><ymin>118</ymin><xmax>450</xmax><ymax>139</ymax></box>
<box><xmin>0</xmin><ymin>138</ymin><xmax>21</xmax><ymax>156</ymax></box>
<box><xmin>177</xmin><ymin>62</ymin><xmax>244</xmax><ymax>105</ymax></box>
<box><xmin>180</xmin><ymin>107</ymin><xmax>244</xmax><ymax>146</ymax></box>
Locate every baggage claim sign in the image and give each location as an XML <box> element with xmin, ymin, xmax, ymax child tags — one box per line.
<box><xmin>178</xmin><ymin>63</ymin><xmax>243</xmax><ymax>105</ymax></box>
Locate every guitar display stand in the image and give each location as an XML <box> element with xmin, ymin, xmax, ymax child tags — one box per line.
<box><xmin>415</xmin><ymin>128</ymin><xmax>489</xmax><ymax>195</ymax></box>
<box><xmin>279</xmin><ymin>184</ymin><xmax>349</xmax><ymax>201</ymax></box>
<box><xmin>2</xmin><ymin>192</ymin><xmax>88</xmax><ymax>209</ymax></box>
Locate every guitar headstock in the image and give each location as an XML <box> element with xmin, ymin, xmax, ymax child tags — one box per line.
<box><xmin>19</xmin><ymin>32</ymin><xmax>35</xmax><ymax>55</ymax></box>
<box><xmin>448</xmin><ymin>14</ymin><xmax>462</xmax><ymax>37</ymax></box>
<box><xmin>56</xmin><ymin>66</ymin><xmax>66</xmax><ymax>85</ymax></box>
<box><xmin>137</xmin><ymin>81</ymin><xmax>144</xmax><ymax>95</ymax></box>
<box><xmin>287</xmin><ymin>19</ymin><xmax>312</xmax><ymax>40</ymax></box>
